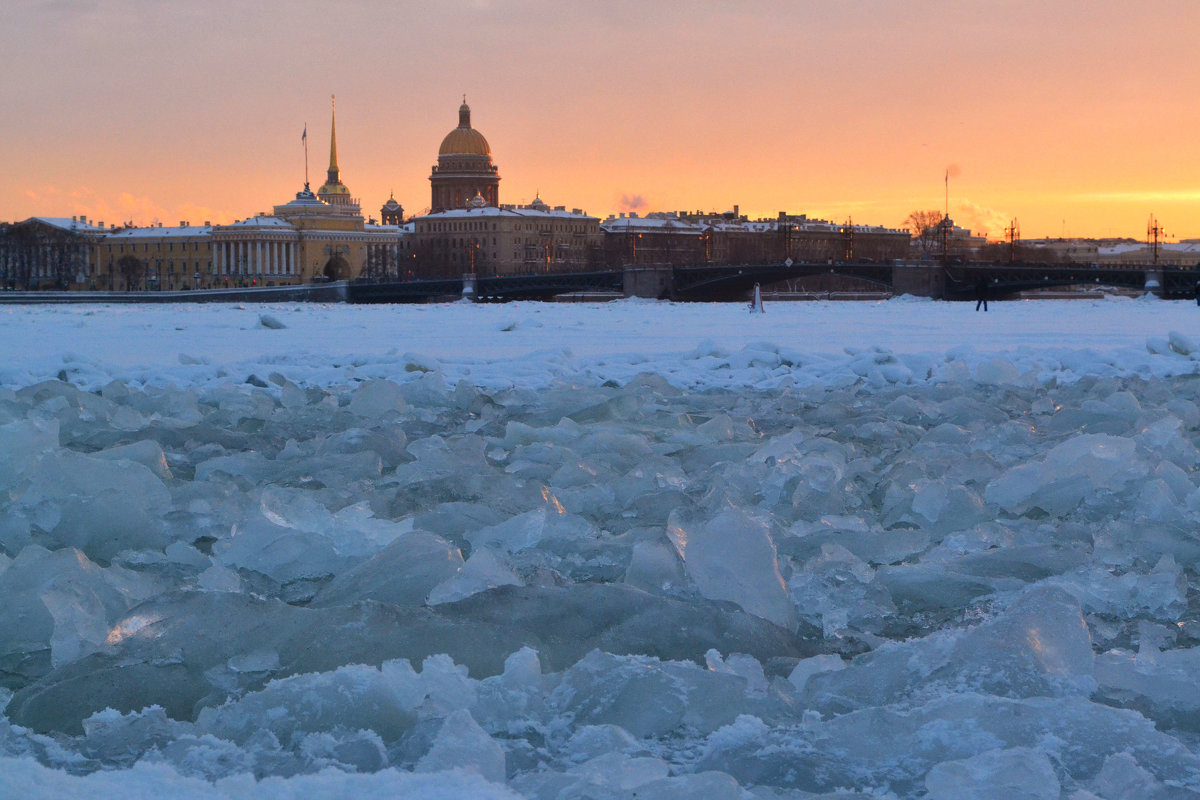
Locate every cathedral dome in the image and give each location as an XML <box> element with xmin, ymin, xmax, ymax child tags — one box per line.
<box><xmin>438</xmin><ymin>101</ymin><xmax>491</xmax><ymax>156</ymax></box>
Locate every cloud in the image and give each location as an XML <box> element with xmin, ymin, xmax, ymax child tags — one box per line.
<box><xmin>618</xmin><ymin>193</ymin><xmax>648</xmax><ymax>212</ymax></box>
<box><xmin>954</xmin><ymin>198</ymin><xmax>1010</xmax><ymax>239</ymax></box>
<box><xmin>23</xmin><ymin>185</ymin><xmax>61</xmax><ymax>203</ymax></box>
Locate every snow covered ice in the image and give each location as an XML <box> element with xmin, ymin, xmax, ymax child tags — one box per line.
<box><xmin>4</xmin><ymin>297</ymin><xmax>1200</xmax><ymax>798</ymax></box>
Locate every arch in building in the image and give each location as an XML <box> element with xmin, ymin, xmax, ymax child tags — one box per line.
<box><xmin>323</xmin><ymin>255</ymin><xmax>349</xmax><ymax>281</ymax></box>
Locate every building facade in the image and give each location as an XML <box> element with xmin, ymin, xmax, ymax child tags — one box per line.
<box><xmin>599</xmin><ymin>210</ymin><xmax>911</xmax><ymax>268</ymax></box>
<box><xmin>0</xmin><ymin>217</ymin><xmax>105</xmax><ymax>289</ymax></box>
<box><xmin>101</xmin><ymin>222</ymin><xmax>212</xmax><ymax>290</ymax></box>
<box><xmin>410</xmin><ymin>196</ymin><xmax>601</xmax><ymax>277</ymax></box>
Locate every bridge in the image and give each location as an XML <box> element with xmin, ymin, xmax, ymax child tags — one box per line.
<box><xmin>348</xmin><ymin>261</ymin><xmax>1198</xmax><ymax>304</ymax></box>
<box><xmin>350</xmin><ymin>270</ymin><xmax>624</xmax><ymax>303</ymax></box>
<box><xmin>0</xmin><ymin>262</ymin><xmax>1187</xmax><ymax>305</ymax></box>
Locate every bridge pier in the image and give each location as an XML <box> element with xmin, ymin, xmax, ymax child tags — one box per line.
<box><xmin>462</xmin><ymin>273</ymin><xmax>476</xmax><ymax>301</ymax></box>
<box><xmin>623</xmin><ymin>266</ymin><xmax>674</xmax><ymax>300</ymax></box>
<box><xmin>1143</xmin><ymin>268</ymin><xmax>1164</xmax><ymax>295</ymax></box>
<box><xmin>892</xmin><ymin>264</ymin><xmax>946</xmax><ymax>299</ymax></box>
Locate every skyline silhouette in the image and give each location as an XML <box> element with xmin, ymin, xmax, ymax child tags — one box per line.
<box><xmin>3</xmin><ymin>1</ymin><xmax>1198</xmax><ymax>239</ymax></box>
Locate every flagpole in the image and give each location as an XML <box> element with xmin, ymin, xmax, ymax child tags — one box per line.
<box><xmin>303</xmin><ymin>123</ymin><xmax>309</xmax><ymax>189</ymax></box>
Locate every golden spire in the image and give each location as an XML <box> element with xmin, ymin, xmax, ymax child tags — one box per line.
<box><xmin>328</xmin><ymin>94</ymin><xmax>339</xmax><ymax>175</ymax></box>
<box><xmin>316</xmin><ymin>93</ymin><xmax>352</xmax><ymax>205</ymax></box>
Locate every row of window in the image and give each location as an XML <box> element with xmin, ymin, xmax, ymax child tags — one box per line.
<box><xmin>110</xmin><ymin>241</ymin><xmax>207</xmax><ymax>254</ymax></box>
<box><xmin>420</xmin><ymin>221</ymin><xmax>597</xmax><ymax>235</ymax></box>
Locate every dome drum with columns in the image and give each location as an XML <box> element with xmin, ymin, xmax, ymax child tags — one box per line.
<box><xmin>430</xmin><ymin>99</ymin><xmax>500</xmax><ymax>212</ymax></box>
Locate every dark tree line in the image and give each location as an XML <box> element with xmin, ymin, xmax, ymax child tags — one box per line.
<box><xmin>0</xmin><ymin>222</ymin><xmax>90</xmax><ymax>289</ymax></box>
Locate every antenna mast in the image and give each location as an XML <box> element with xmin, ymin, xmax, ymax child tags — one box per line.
<box><xmin>1005</xmin><ymin>218</ymin><xmax>1020</xmax><ymax>264</ymax></box>
<box><xmin>941</xmin><ymin>171</ymin><xmax>951</xmax><ymax>267</ymax></box>
<box><xmin>1148</xmin><ymin>214</ymin><xmax>1164</xmax><ymax>264</ymax></box>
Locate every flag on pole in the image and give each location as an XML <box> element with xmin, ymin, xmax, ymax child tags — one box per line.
<box><xmin>302</xmin><ymin>125</ymin><xmax>307</xmax><ymax>144</ymax></box>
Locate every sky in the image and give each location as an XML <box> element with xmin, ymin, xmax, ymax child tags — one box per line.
<box><xmin>3</xmin><ymin>0</ymin><xmax>1198</xmax><ymax>240</ymax></box>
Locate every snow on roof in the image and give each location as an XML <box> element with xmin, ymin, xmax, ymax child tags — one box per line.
<box><xmin>224</xmin><ymin>216</ymin><xmax>293</xmax><ymax>229</ymax></box>
<box><xmin>1099</xmin><ymin>242</ymin><xmax>1200</xmax><ymax>256</ymax></box>
<box><xmin>417</xmin><ymin>205</ymin><xmax>597</xmax><ymax>222</ymax></box>
<box><xmin>601</xmin><ymin>216</ymin><xmax>706</xmax><ymax>233</ymax></box>
<box><xmin>600</xmin><ymin>213</ymin><xmax>906</xmax><ymax>236</ymax></box>
<box><xmin>365</xmin><ymin>222</ymin><xmax>412</xmax><ymax>234</ymax></box>
<box><xmin>28</xmin><ymin>217</ymin><xmax>108</xmax><ymax>233</ymax></box>
<box><xmin>106</xmin><ymin>225</ymin><xmax>213</xmax><ymax>239</ymax></box>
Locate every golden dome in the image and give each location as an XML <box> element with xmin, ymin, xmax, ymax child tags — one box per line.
<box><xmin>438</xmin><ymin>101</ymin><xmax>491</xmax><ymax>156</ymax></box>
<box><xmin>318</xmin><ymin>181</ymin><xmax>350</xmax><ymax>196</ymax></box>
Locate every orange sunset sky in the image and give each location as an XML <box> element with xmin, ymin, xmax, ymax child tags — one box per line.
<box><xmin>3</xmin><ymin>0</ymin><xmax>1198</xmax><ymax>240</ymax></box>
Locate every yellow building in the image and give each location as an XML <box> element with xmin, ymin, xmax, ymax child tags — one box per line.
<box><xmin>101</xmin><ymin>221</ymin><xmax>212</xmax><ymax>290</ymax></box>
<box><xmin>87</xmin><ymin>102</ymin><xmax>406</xmax><ymax>289</ymax></box>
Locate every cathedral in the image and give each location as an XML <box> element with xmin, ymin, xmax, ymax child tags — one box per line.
<box><xmin>429</xmin><ymin>98</ymin><xmax>500</xmax><ymax>212</ymax></box>
<box><xmin>409</xmin><ymin>99</ymin><xmax>603</xmax><ymax>277</ymax></box>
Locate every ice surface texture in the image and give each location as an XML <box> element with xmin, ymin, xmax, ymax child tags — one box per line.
<box><xmin>4</xmin><ymin>340</ymin><xmax>1200</xmax><ymax>798</ymax></box>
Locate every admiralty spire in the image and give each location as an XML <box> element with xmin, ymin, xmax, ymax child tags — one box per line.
<box><xmin>317</xmin><ymin>95</ymin><xmax>355</xmax><ymax>208</ymax></box>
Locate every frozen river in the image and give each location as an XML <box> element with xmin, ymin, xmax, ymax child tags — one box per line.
<box><xmin>3</xmin><ymin>297</ymin><xmax>1200</xmax><ymax>798</ymax></box>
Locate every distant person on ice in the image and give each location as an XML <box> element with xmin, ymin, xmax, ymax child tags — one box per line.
<box><xmin>975</xmin><ymin>278</ymin><xmax>989</xmax><ymax>312</ymax></box>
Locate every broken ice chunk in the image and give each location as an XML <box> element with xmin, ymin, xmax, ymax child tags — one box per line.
<box><xmin>312</xmin><ymin>532</ymin><xmax>465</xmax><ymax>608</ymax></box>
<box><xmin>348</xmin><ymin>379</ymin><xmax>406</xmax><ymax>418</ymax></box>
<box><xmin>925</xmin><ymin>746</ymin><xmax>1059</xmax><ymax>800</ymax></box>
<box><xmin>672</xmin><ymin>509</ymin><xmax>796</xmax><ymax>630</ymax></box>
<box><xmin>93</xmin><ymin>439</ymin><xmax>173</xmax><ymax>480</ymax></box>
<box><xmin>425</xmin><ymin>547</ymin><xmax>521</xmax><ymax>606</ymax></box>
<box><xmin>985</xmin><ymin>433</ymin><xmax>1145</xmax><ymax>516</ymax></box>
<box><xmin>415</xmin><ymin>709</ymin><xmax>506</xmax><ymax>784</ymax></box>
